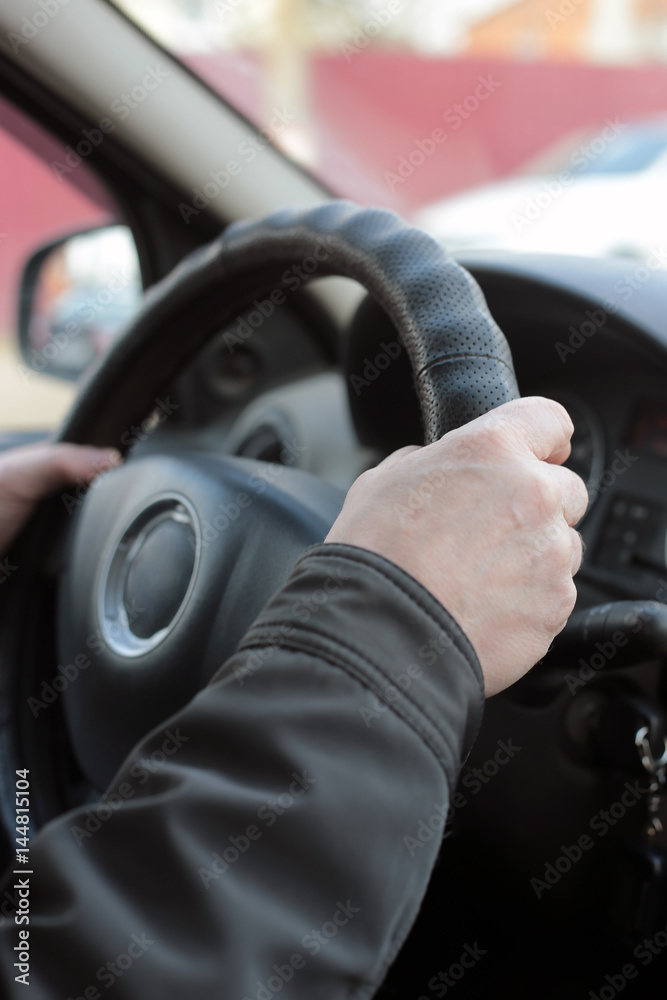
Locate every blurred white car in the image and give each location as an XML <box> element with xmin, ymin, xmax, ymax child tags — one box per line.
<box><xmin>415</xmin><ymin>118</ymin><xmax>667</xmax><ymax>264</ymax></box>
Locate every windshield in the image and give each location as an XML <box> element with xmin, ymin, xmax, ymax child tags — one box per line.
<box><xmin>112</xmin><ymin>0</ymin><xmax>667</xmax><ymax>261</ymax></box>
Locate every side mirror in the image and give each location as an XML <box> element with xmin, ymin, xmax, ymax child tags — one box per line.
<box><xmin>18</xmin><ymin>224</ymin><xmax>142</xmax><ymax>382</ymax></box>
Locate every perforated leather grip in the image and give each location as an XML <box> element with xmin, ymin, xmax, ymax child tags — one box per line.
<box><xmin>59</xmin><ymin>201</ymin><xmax>519</xmax><ymax>448</ymax></box>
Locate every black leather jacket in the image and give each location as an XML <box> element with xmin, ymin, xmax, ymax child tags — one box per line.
<box><xmin>0</xmin><ymin>543</ymin><xmax>484</xmax><ymax>998</ymax></box>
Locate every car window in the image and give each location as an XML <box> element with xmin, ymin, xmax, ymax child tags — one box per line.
<box><xmin>0</xmin><ymin>95</ymin><xmax>121</xmax><ymax>434</ymax></box>
<box><xmin>113</xmin><ymin>0</ymin><xmax>667</xmax><ymax>264</ymax></box>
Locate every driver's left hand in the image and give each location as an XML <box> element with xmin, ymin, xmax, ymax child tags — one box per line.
<box><xmin>0</xmin><ymin>442</ymin><xmax>120</xmax><ymax>555</ymax></box>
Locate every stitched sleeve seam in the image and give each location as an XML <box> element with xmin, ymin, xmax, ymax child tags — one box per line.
<box><xmin>238</xmin><ymin>631</ymin><xmax>462</xmax><ymax>785</ymax></box>
<box><xmin>282</xmin><ymin>548</ymin><xmax>483</xmax><ymax>692</ymax></box>
<box><xmin>242</xmin><ymin>616</ymin><xmax>460</xmax><ymax>743</ymax></box>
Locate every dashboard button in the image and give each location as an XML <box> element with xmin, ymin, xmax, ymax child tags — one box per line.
<box><xmin>595</xmin><ymin>494</ymin><xmax>667</xmax><ymax>577</ymax></box>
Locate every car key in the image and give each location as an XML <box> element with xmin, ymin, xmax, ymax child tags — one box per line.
<box><xmin>636</xmin><ymin>725</ymin><xmax>667</xmax><ymax>839</ymax></box>
<box><xmin>607</xmin><ymin>724</ymin><xmax>667</xmax><ymax>946</ymax></box>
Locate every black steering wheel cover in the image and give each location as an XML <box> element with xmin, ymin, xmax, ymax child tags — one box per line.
<box><xmin>59</xmin><ymin>201</ymin><xmax>518</xmax><ymax>448</ymax></box>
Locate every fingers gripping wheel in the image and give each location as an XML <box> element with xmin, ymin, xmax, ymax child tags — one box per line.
<box><xmin>60</xmin><ymin>201</ymin><xmax>519</xmax><ymax>449</ymax></box>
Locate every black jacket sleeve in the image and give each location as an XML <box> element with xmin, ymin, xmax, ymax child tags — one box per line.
<box><xmin>0</xmin><ymin>543</ymin><xmax>484</xmax><ymax>999</ymax></box>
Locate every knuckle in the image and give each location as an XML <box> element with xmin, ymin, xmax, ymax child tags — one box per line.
<box><xmin>528</xmin><ymin>394</ymin><xmax>572</xmax><ymax>430</ymax></box>
<box><xmin>559</xmin><ymin>579</ymin><xmax>578</xmax><ymax>621</ymax></box>
<box><xmin>350</xmin><ymin>469</ymin><xmax>371</xmax><ymax>491</ymax></box>
<box><xmin>539</xmin><ymin>530</ymin><xmax>571</xmax><ymax>575</ymax></box>
<box><xmin>575</xmin><ymin>477</ymin><xmax>590</xmax><ymax>513</ymax></box>
<box><xmin>348</xmin><ymin>468</ymin><xmax>376</xmax><ymax>498</ymax></box>
<box><xmin>544</xmin><ymin>580</ymin><xmax>577</xmax><ymax>634</ymax></box>
<box><xmin>564</xmin><ymin>466</ymin><xmax>588</xmax><ymax>505</ymax></box>
<box><xmin>528</xmin><ymin>472</ymin><xmax>561</xmax><ymax>519</ymax></box>
<box><xmin>467</xmin><ymin>419</ymin><xmax>508</xmax><ymax>455</ymax></box>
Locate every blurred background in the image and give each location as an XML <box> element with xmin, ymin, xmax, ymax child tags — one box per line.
<box><xmin>4</xmin><ymin>0</ymin><xmax>667</xmax><ymax>426</ymax></box>
<box><xmin>117</xmin><ymin>0</ymin><xmax>667</xmax><ymax>214</ymax></box>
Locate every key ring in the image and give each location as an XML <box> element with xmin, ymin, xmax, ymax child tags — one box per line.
<box><xmin>635</xmin><ymin>725</ymin><xmax>667</xmax><ymax>780</ymax></box>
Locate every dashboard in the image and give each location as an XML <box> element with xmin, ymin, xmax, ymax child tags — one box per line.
<box><xmin>553</xmin><ymin>380</ymin><xmax>667</xmax><ymax>606</ymax></box>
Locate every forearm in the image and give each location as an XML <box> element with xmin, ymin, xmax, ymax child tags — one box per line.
<box><xmin>0</xmin><ymin>544</ymin><xmax>483</xmax><ymax>999</ymax></box>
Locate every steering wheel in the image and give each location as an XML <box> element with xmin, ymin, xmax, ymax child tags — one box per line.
<box><xmin>0</xmin><ymin>201</ymin><xmax>519</xmax><ymax>842</ymax></box>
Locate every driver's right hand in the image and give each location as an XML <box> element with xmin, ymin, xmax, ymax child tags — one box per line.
<box><xmin>325</xmin><ymin>396</ymin><xmax>588</xmax><ymax>697</ymax></box>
